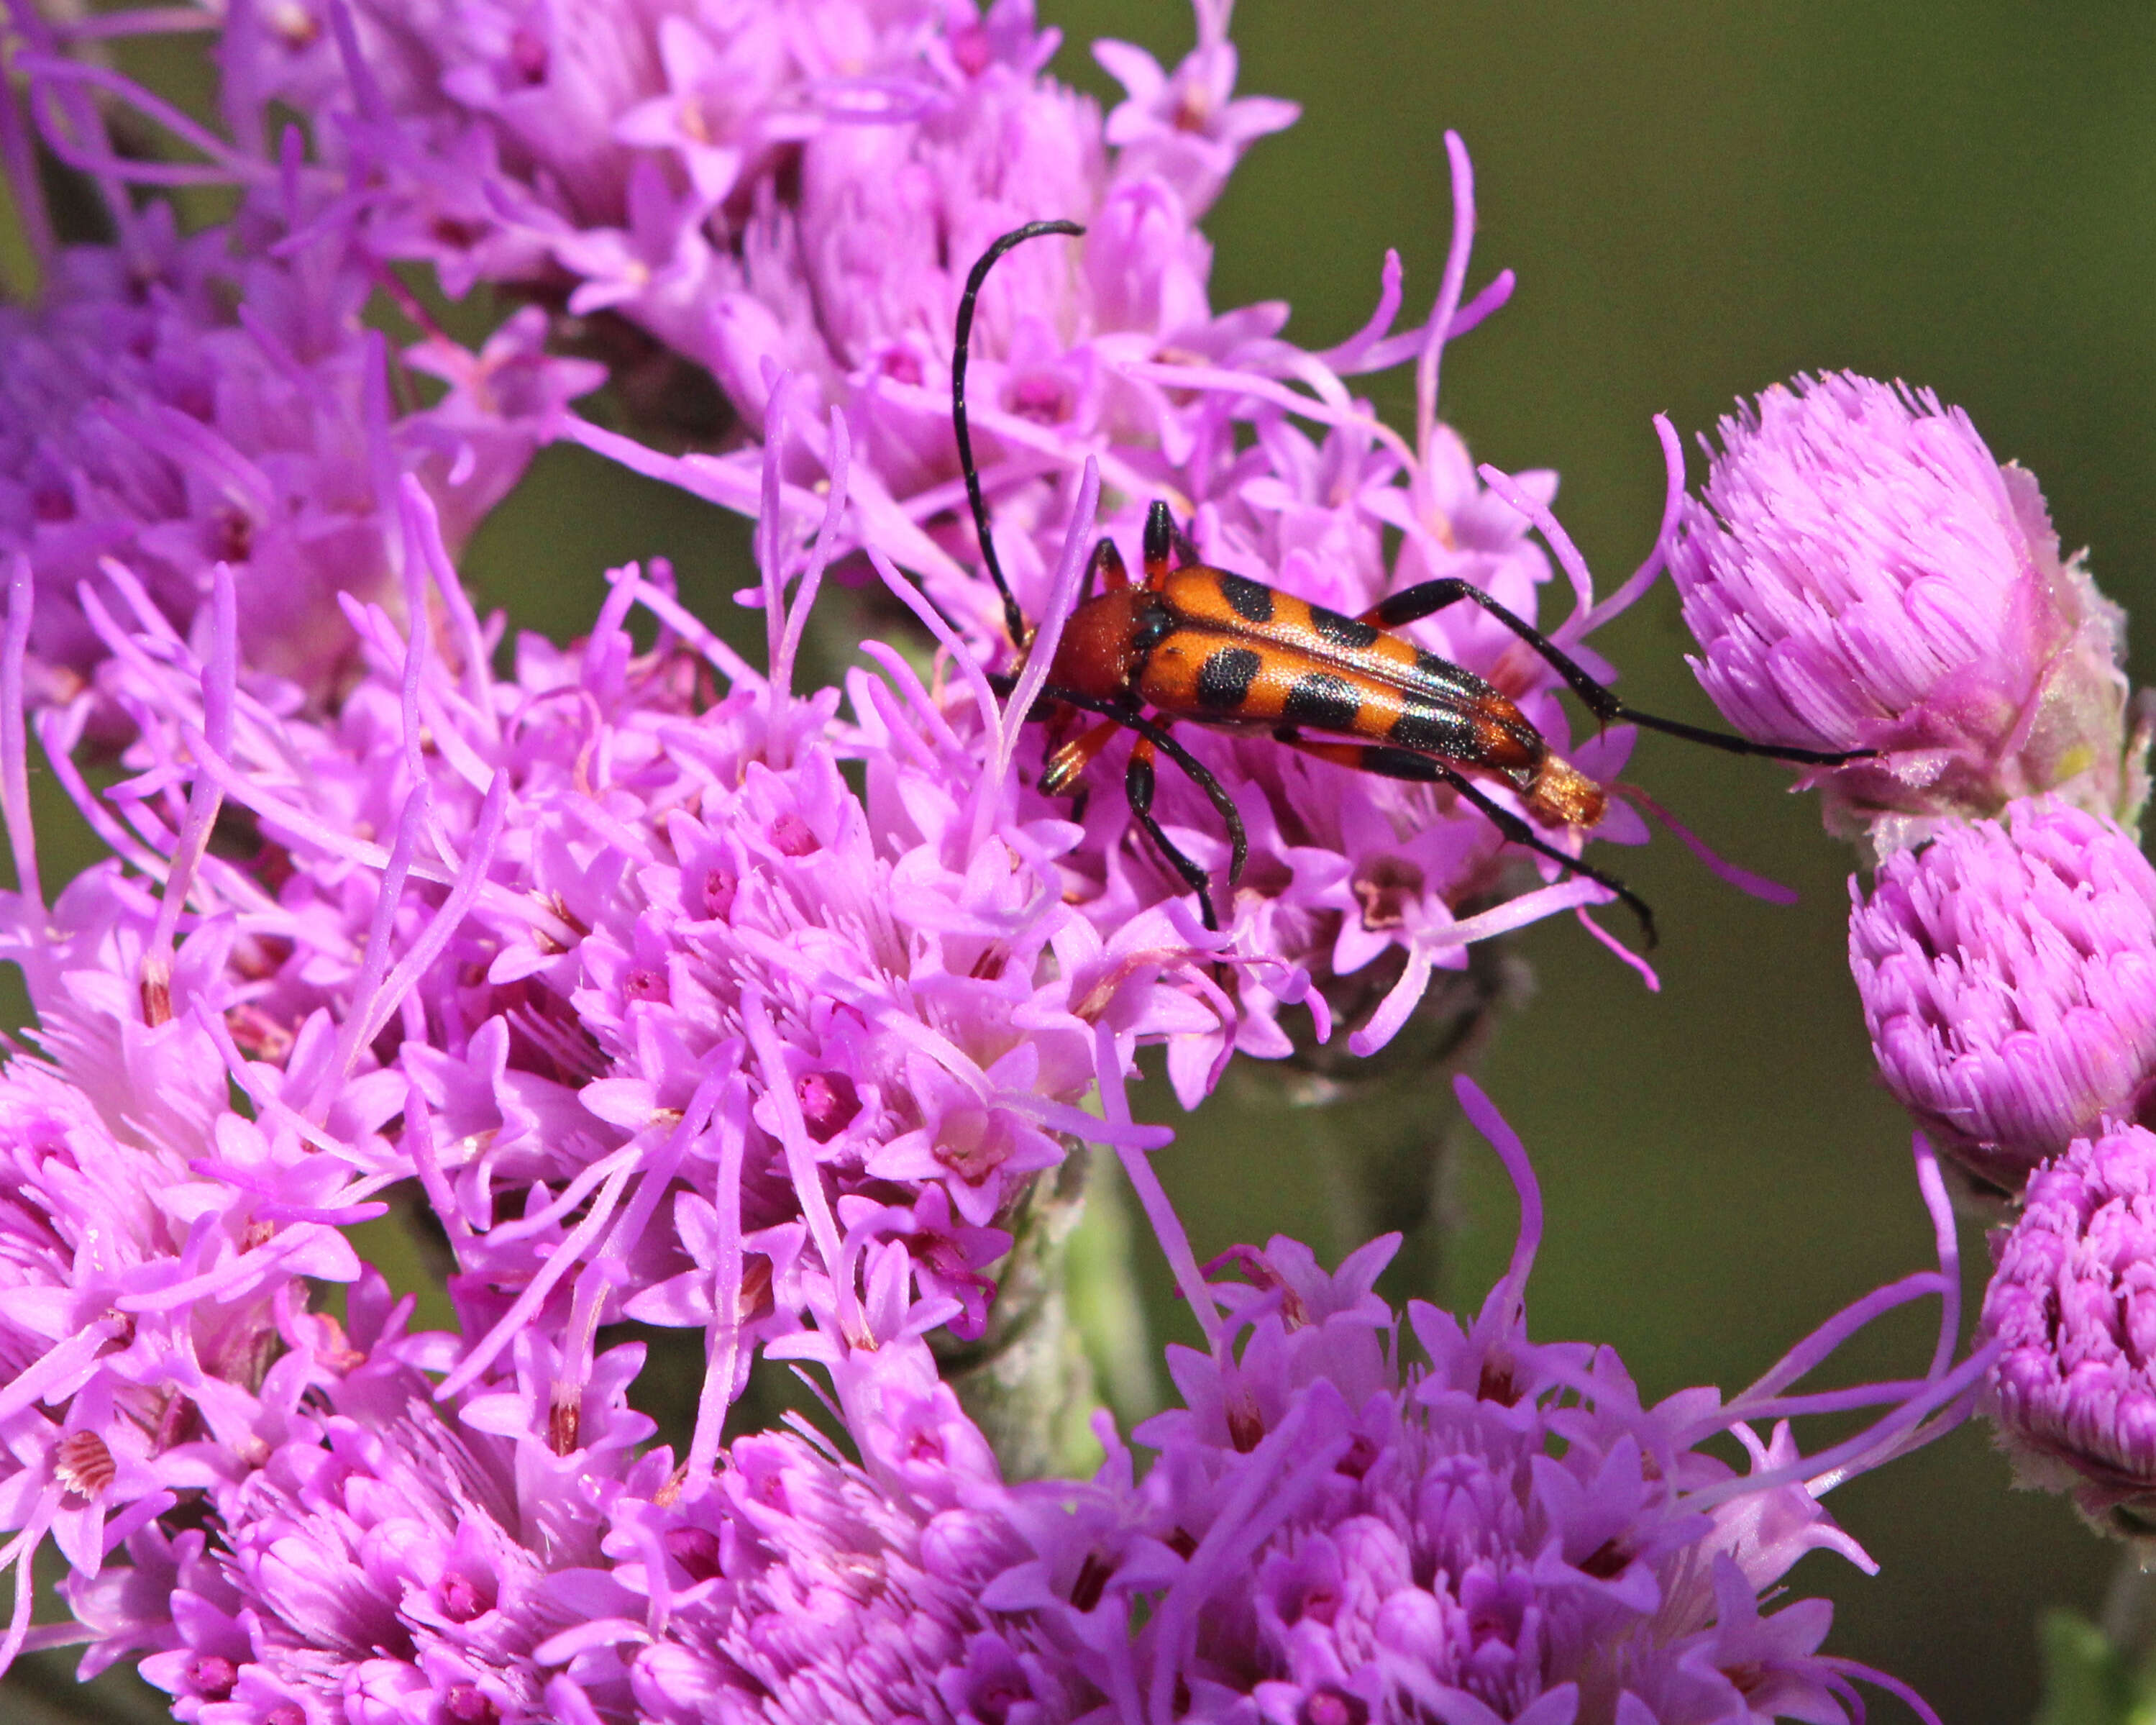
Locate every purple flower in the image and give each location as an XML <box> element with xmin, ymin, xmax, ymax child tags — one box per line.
<box><xmin>0</xmin><ymin>557</ymin><xmax>515</xmax><ymax>1678</ymax></box>
<box><xmin>981</xmin><ymin>1078</ymin><xmax>1982</xmax><ymax>1724</ymax></box>
<box><xmin>1981</xmin><ymin>1124</ymin><xmax>2156</xmax><ymax>1535</ymax></box>
<box><xmin>1095</xmin><ymin>6</ymin><xmax>1299</xmax><ymax>218</ymax></box>
<box><xmin>206</xmin><ymin>0</ymin><xmax>961</xmax><ymax>347</ymax></box>
<box><xmin>1850</xmin><ymin>796</ymin><xmax>2156</xmax><ymax>1195</ymax></box>
<box><xmin>1668</xmin><ymin>373</ymin><xmax>2143</xmax><ymax>851</ymax></box>
<box><xmin>588</xmin><ymin>1314</ymin><xmax>1097</xmax><ymax>1725</ymax></box>
<box><xmin>0</xmin><ymin>12</ymin><xmax>2031</xmax><ymax>1721</ymax></box>
<box><xmin>173</xmin><ymin>0</ymin><xmax>1667</xmax><ymax>1057</ymax></box>
<box><xmin>50</xmin><ymin>401</ymin><xmax>1190</xmax><ymax>1475</ymax></box>
<box><xmin>0</xmin><ymin>138</ymin><xmax>594</xmax><ymax>709</ymax></box>
<box><xmin>396</xmin><ymin>434</ymin><xmax>1194</xmax><ymax>1437</ymax></box>
<box><xmin>28</xmin><ymin>1068</ymin><xmax>1986</xmax><ymax>1721</ymax></box>
<box><xmin>115</xmin><ymin>1273</ymin><xmax>654</xmax><ymax>1725</ymax></box>
<box><xmin>0</xmin><ymin>1035</ymin><xmax>393</xmax><ymax>1675</ymax></box>
<box><xmin>101</xmin><ymin>1250</ymin><xmax>1094</xmax><ymax>1723</ymax></box>
<box><xmin>597</xmin><ymin>129</ymin><xmax>1661</xmax><ymax>1073</ymax></box>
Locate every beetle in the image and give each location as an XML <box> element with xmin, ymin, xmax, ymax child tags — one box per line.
<box><xmin>951</xmin><ymin>220</ymin><xmax>1866</xmax><ymax>942</ymax></box>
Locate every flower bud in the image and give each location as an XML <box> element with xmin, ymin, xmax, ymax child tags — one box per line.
<box><xmin>1669</xmin><ymin>373</ymin><xmax>2143</xmax><ymax>851</ymax></box>
<box><xmin>1981</xmin><ymin>1125</ymin><xmax>2156</xmax><ymax>1534</ymax></box>
<box><xmin>1850</xmin><ymin>797</ymin><xmax>2156</xmax><ymax>1193</ymax></box>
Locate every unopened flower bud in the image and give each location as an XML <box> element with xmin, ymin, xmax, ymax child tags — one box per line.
<box><xmin>1670</xmin><ymin>373</ymin><xmax>2144</xmax><ymax>851</ymax></box>
<box><xmin>1981</xmin><ymin>1125</ymin><xmax>2156</xmax><ymax>1534</ymax></box>
<box><xmin>1850</xmin><ymin>797</ymin><xmax>2156</xmax><ymax>1193</ymax></box>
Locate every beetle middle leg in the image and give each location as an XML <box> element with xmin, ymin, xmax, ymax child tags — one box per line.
<box><xmin>1001</xmin><ymin>681</ymin><xmax>1250</xmax><ymax>931</ymax></box>
<box><xmin>1121</xmin><ymin>732</ymin><xmax>1226</xmax><ymax>931</ymax></box>
<box><xmin>1358</xmin><ymin>578</ymin><xmax>1868</xmax><ymax>768</ymax></box>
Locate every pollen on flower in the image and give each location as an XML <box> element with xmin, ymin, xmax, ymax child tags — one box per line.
<box><xmin>548</xmin><ymin>1393</ymin><xmax>582</xmax><ymax>1457</ymax></box>
<box><xmin>268</xmin><ymin>1</ymin><xmax>317</xmax><ymax>47</ymax></box>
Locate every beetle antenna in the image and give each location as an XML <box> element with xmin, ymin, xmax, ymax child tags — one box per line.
<box><xmin>953</xmin><ymin>219</ymin><xmax>1086</xmax><ymax>650</ymax></box>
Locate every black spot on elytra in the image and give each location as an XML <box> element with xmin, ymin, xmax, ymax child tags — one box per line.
<box><xmin>1282</xmin><ymin>672</ymin><xmax>1362</xmax><ymax>732</ymax></box>
<box><xmin>1389</xmin><ymin>703</ymin><xmax>1474</xmax><ymax>756</ymax></box>
<box><xmin>1196</xmin><ymin>647</ymin><xmax>1262</xmax><ymax>711</ymax></box>
<box><xmin>1217</xmin><ymin>571</ymin><xmax>1275</xmax><ymax>624</ymax></box>
<box><xmin>1309</xmin><ymin>606</ymin><xmax>1381</xmax><ymax>651</ymax></box>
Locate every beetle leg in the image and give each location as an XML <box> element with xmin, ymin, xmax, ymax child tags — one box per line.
<box><xmin>1030</xmin><ymin>683</ymin><xmax>1249</xmax><ymax>898</ymax></box>
<box><xmin>1141</xmin><ymin>500</ymin><xmax>1176</xmax><ymax>587</ymax></box>
<box><xmin>1356</xmin><ymin>578</ymin><xmax>1869</xmax><ymax>768</ymax></box>
<box><xmin>1087</xmin><ymin>536</ymin><xmax>1130</xmax><ymax>596</ymax></box>
<box><xmin>1042</xmin><ymin>718</ymin><xmax>1123</xmax><ymax>796</ymax></box>
<box><xmin>1272</xmin><ymin>729</ymin><xmax>1656</xmax><ymax>947</ymax></box>
<box><xmin>1048</xmin><ymin>691</ymin><xmax>1246</xmax><ymax>888</ymax></box>
<box><xmin>1124</xmin><ymin>732</ymin><xmax>1224</xmax><ymax>932</ymax></box>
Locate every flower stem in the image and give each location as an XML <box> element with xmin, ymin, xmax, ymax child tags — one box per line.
<box><xmin>934</xmin><ymin>1142</ymin><xmax>1116</xmax><ymax>1480</ymax></box>
<box><xmin>1237</xmin><ymin>939</ymin><xmax>1529</xmax><ymax>1306</ymax></box>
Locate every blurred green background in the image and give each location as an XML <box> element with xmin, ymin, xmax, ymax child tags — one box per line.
<box><xmin>11</xmin><ymin>2</ymin><xmax>2156</xmax><ymax>1721</ymax></box>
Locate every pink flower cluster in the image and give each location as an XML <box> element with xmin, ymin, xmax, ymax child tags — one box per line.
<box><xmin>0</xmin><ymin>1</ymin><xmax>598</xmax><ymax>712</ymax></box>
<box><xmin>81</xmin><ymin>1082</ymin><xmax>1978</xmax><ymax>1725</ymax></box>
<box><xmin>0</xmin><ymin>1</ymin><xmax>2011</xmax><ymax>1721</ymax></box>
<box><xmin>47</xmin><ymin>0</ymin><xmax>1678</xmax><ymax>1061</ymax></box>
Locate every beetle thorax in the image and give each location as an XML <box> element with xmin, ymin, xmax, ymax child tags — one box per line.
<box><xmin>1046</xmin><ymin>590</ymin><xmax>1173</xmax><ymax>705</ymax></box>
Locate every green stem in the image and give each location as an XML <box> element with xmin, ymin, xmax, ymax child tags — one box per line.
<box><xmin>1228</xmin><ymin>937</ymin><xmax>1529</xmax><ymax>1306</ymax></box>
<box><xmin>933</xmin><ymin>1142</ymin><xmax>1118</xmax><ymax>1480</ymax></box>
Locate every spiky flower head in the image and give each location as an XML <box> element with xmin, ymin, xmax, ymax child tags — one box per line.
<box><xmin>597</xmin><ymin>1309</ymin><xmax>1097</xmax><ymax>1725</ymax></box>
<box><xmin>1848</xmin><ymin>796</ymin><xmax>2156</xmax><ymax>1196</ymax></box>
<box><xmin>118</xmin><ymin>1273</ymin><xmax>652</xmax><ymax>1725</ymax></box>
<box><xmin>45</xmin><ymin>406</ymin><xmax>1192</xmax><ymax>1479</ymax></box>
<box><xmin>1668</xmin><ymin>373</ymin><xmax>2144</xmax><ymax>854</ymax></box>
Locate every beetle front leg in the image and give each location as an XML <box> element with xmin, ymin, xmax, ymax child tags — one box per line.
<box><xmin>1087</xmin><ymin>537</ymin><xmax>1130</xmax><ymax>597</ymax></box>
<box><xmin>1042</xmin><ymin>718</ymin><xmax>1123</xmax><ymax>796</ymax></box>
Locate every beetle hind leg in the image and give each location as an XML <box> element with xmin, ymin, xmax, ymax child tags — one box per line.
<box><xmin>1358</xmin><ymin>578</ymin><xmax>1869</xmax><ymax>768</ymax></box>
<box><xmin>1272</xmin><ymin>730</ymin><xmax>1658</xmax><ymax>948</ymax></box>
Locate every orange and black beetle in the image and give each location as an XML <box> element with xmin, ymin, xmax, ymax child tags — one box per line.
<box><xmin>951</xmin><ymin>222</ymin><xmax>1863</xmax><ymax>939</ymax></box>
